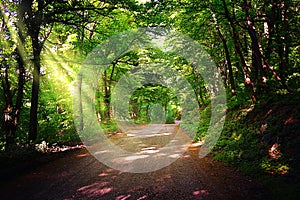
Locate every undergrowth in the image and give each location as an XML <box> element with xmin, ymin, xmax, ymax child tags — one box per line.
<box><xmin>206</xmin><ymin>91</ymin><xmax>300</xmax><ymax>200</ymax></box>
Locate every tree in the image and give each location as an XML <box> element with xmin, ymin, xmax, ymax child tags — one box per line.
<box><xmin>0</xmin><ymin>0</ymin><xmax>123</xmax><ymax>147</ymax></box>
<box><xmin>0</xmin><ymin>2</ymin><xmax>27</xmax><ymax>150</ymax></box>
<box><xmin>210</xmin><ymin>8</ymin><xmax>235</xmax><ymax>96</ymax></box>
<box><xmin>16</xmin><ymin>0</ymin><xmax>116</xmax><ymax>143</ymax></box>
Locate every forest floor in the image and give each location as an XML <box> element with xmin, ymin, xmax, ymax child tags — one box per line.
<box><xmin>0</xmin><ymin>124</ymin><xmax>271</xmax><ymax>200</ymax></box>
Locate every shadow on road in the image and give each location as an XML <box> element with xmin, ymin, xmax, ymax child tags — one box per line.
<box><xmin>0</xmin><ymin>125</ymin><xmax>270</xmax><ymax>199</ymax></box>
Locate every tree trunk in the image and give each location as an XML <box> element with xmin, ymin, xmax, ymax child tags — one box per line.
<box><xmin>243</xmin><ymin>0</ymin><xmax>267</xmax><ymax>88</ymax></box>
<box><xmin>95</xmin><ymin>89</ymin><xmax>102</xmax><ymax>122</ymax></box>
<box><xmin>244</xmin><ymin>0</ymin><xmax>290</xmax><ymax>92</ymax></box>
<box><xmin>103</xmin><ymin>70</ymin><xmax>111</xmax><ymax>121</ymax></box>
<box><xmin>3</xmin><ymin>67</ymin><xmax>14</xmax><ymax>150</ymax></box>
<box><xmin>20</xmin><ymin>0</ymin><xmax>43</xmax><ymax>143</ymax></box>
<box><xmin>3</xmin><ymin>49</ymin><xmax>25</xmax><ymax>150</ymax></box>
<box><xmin>211</xmin><ymin>9</ymin><xmax>235</xmax><ymax>96</ymax></box>
<box><xmin>222</xmin><ymin>0</ymin><xmax>256</xmax><ymax>102</ymax></box>
<box><xmin>191</xmin><ymin>65</ymin><xmax>205</xmax><ymax>106</ymax></box>
<box><xmin>130</xmin><ymin>98</ymin><xmax>138</xmax><ymax>119</ymax></box>
<box><xmin>77</xmin><ymin>74</ymin><xmax>84</xmax><ymax>130</ymax></box>
<box><xmin>265</xmin><ymin>0</ymin><xmax>277</xmax><ymax>61</ymax></box>
<box><xmin>28</xmin><ymin>44</ymin><xmax>41</xmax><ymax>142</ymax></box>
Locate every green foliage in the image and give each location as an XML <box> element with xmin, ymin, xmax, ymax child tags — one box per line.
<box><xmin>129</xmin><ymin>84</ymin><xmax>179</xmax><ymax>124</ymax></box>
<box><xmin>35</xmin><ymin>70</ymin><xmax>78</xmax><ymax>145</ymax></box>
<box><xmin>193</xmin><ymin>102</ymin><xmax>211</xmax><ymax>141</ymax></box>
<box><xmin>100</xmin><ymin>120</ymin><xmax>119</xmax><ymax>134</ymax></box>
<box><xmin>0</xmin><ymin>3</ymin><xmax>299</xmax><ymax>197</ymax></box>
<box><xmin>0</xmin><ymin>1</ymin><xmax>299</xmax><ymax>199</ymax></box>
<box><xmin>213</xmin><ymin>92</ymin><xmax>300</xmax><ymax>199</ymax></box>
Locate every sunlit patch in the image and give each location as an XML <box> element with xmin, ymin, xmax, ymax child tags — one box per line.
<box><xmin>136</xmin><ymin>0</ymin><xmax>151</xmax><ymax>5</ymax></box>
<box><xmin>140</xmin><ymin>147</ymin><xmax>160</xmax><ymax>154</ymax></box>
<box><xmin>188</xmin><ymin>141</ymin><xmax>202</xmax><ymax>151</ymax></box>
<box><xmin>190</xmin><ymin>141</ymin><xmax>204</xmax><ymax>147</ymax></box>
<box><xmin>116</xmin><ymin>194</ymin><xmax>131</xmax><ymax>200</ymax></box>
<box><xmin>261</xmin><ymin>159</ymin><xmax>289</xmax><ymax>175</ymax></box>
<box><xmin>160</xmin><ymin>132</ymin><xmax>173</xmax><ymax>136</ymax></box>
<box><xmin>156</xmin><ymin>174</ymin><xmax>172</xmax><ymax>182</ymax></box>
<box><xmin>278</xmin><ymin>166</ymin><xmax>289</xmax><ymax>175</ymax></box>
<box><xmin>77</xmin><ymin>182</ymin><xmax>112</xmax><ymax>197</ymax></box>
<box><xmin>76</xmin><ymin>153</ymin><xmax>88</xmax><ymax>157</ymax></box>
<box><xmin>124</xmin><ymin>155</ymin><xmax>149</xmax><ymax>161</ymax></box>
<box><xmin>168</xmin><ymin>153</ymin><xmax>181</xmax><ymax>158</ymax></box>
<box><xmin>193</xmin><ymin>189</ymin><xmax>209</xmax><ymax>196</ymax></box>
<box><xmin>126</xmin><ymin>131</ymin><xmax>174</xmax><ymax>138</ymax></box>
<box><xmin>141</xmin><ymin>150</ymin><xmax>159</xmax><ymax>154</ymax></box>
<box><xmin>156</xmin><ymin>153</ymin><xmax>167</xmax><ymax>157</ymax></box>
<box><xmin>163</xmin><ymin>174</ymin><xmax>172</xmax><ymax>179</ymax></box>
<box><xmin>269</xmin><ymin>143</ymin><xmax>281</xmax><ymax>159</ymax></box>
<box><xmin>263</xmin><ymin>109</ymin><xmax>273</xmax><ymax>118</ymax></box>
<box><xmin>260</xmin><ymin>123</ymin><xmax>267</xmax><ymax>133</ymax></box>
<box><xmin>96</xmin><ymin>187</ymin><xmax>112</xmax><ymax>195</ymax></box>
<box><xmin>78</xmin><ymin>182</ymin><xmax>109</xmax><ymax>191</ymax></box>
<box><xmin>94</xmin><ymin>150</ymin><xmax>111</xmax><ymax>155</ymax></box>
<box><xmin>137</xmin><ymin>195</ymin><xmax>147</xmax><ymax>200</ymax></box>
<box><xmin>245</xmin><ymin>77</ymin><xmax>251</xmax><ymax>84</ymax></box>
<box><xmin>262</xmin><ymin>143</ymin><xmax>290</xmax><ymax>175</ymax></box>
<box><xmin>98</xmin><ymin>173</ymin><xmax>109</xmax><ymax>177</ymax></box>
<box><xmin>284</xmin><ymin>117</ymin><xmax>295</xmax><ymax>125</ymax></box>
<box><xmin>242</xmin><ymin>104</ymin><xmax>254</xmax><ymax>114</ymax></box>
<box><xmin>141</xmin><ymin>146</ymin><xmax>156</xmax><ymax>150</ymax></box>
<box><xmin>111</xmin><ymin>132</ymin><xmax>125</xmax><ymax>139</ymax></box>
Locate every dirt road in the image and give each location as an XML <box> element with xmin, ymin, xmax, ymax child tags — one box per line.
<box><xmin>0</xmin><ymin>124</ymin><xmax>270</xmax><ymax>199</ymax></box>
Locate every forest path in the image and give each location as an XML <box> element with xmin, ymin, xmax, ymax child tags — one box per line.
<box><xmin>1</xmin><ymin>124</ymin><xmax>270</xmax><ymax>200</ymax></box>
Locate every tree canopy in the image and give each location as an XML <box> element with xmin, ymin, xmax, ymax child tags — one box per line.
<box><xmin>0</xmin><ymin>0</ymin><xmax>299</xmax><ymax>164</ymax></box>
<box><xmin>1</xmin><ymin>0</ymin><xmax>300</xmax><ymax>198</ymax></box>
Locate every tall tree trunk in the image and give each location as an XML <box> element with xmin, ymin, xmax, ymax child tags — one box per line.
<box><xmin>77</xmin><ymin>74</ymin><xmax>84</xmax><ymax>130</ymax></box>
<box><xmin>28</xmin><ymin>38</ymin><xmax>42</xmax><ymax>142</ymax></box>
<box><xmin>222</xmin><ymin>0</ymin><xmax>257</xmax><ymax>102</ymax></box>
<box><xmin>3</xmin><ymin>49</ymin><xmax>25</xmax><ymax>150</ymax></box>
<box><xmin>265</xmin><ymin>0</ymin><xmax>277</xmax><ymax>60</ymax></box>
<box><xmin>130</xmin><ymin>98</ymin><xmax>138</xmax><ymax>119</ymax></box>
<box><xmin>243</xmin><ymin>0</ymin><xmax>267</xmax><ymax>91</ymax></box>
<box><xmin>146</xmin><ymin>104</ymin><xmax>150</xmax><ymax>122</ymax></box>
<box><xmin>11</xmin><ymin>49</ymin><xmax>25</xmax><ymax>144</ymax></box>
<box><xmin>3</xmin><ymin>67</ymin><xmax>14</xmax><ymax>150</ymax></box>
<box><xmin>211</xmin><ymin>9</ymin><xmax>236</xmax><ymax>96</ymax></box>
<box><xmin>244</xmin><ymin>0</ymin><xmax>290</xmax><ymax>92</ymax></box>
<box><xmin>279</xmin><ymin>0</ymin><xmax>290</xmax><ymax>78</ymax></box>
<box><xmin>103</xmin><ymin>70</ymin><xmax>111</xmax><ymax>121</ymax></box>
<box><xmin>95</xmin><ymin>89</ymin><xmax>102</xmax><ymax>122</ymax></box>
<box><xmin>2</xmin><ymin>2</ymin><xmax>27</xmax><ymax>150</ymax></box>
<box><xmin>19</xmin><ymin>0</ymin><xmax>43</xmax><ymax>143</ymax></box>
<box><xmin>15</xmin><ymin>50</ymin><xmax>25</xmax><ymax>124</ymax></box>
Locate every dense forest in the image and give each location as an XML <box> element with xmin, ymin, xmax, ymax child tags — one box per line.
<box><xmin>0</xmin><ymin>0</ymin><xmax>299</xmax><ymax>199</ymax></box>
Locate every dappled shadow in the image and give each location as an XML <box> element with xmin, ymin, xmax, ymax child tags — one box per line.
<box><xmin>0</xmin><ymin>147</ymin><xmax>217</xmax><ymax>200</ymax></box>
<box><xmin>0</xmin><ymin>124</ymin><xmax>270</xmax><ymax>200</ymax></box>
<box><xmin>69</xmin><ymin>149</ymin><xmax>215</xmax><ymax>200</ymax></box>
<box><xmin>243</xmin><ymin>96</ymin><xmax>300</xmax><ymax>176</ymax></box>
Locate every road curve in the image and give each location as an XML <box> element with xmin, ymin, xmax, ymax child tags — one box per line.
<box><xmin>1</xmin><ymin>124</ymin><xmax>270</xmax><ymax>200</ymax></box>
